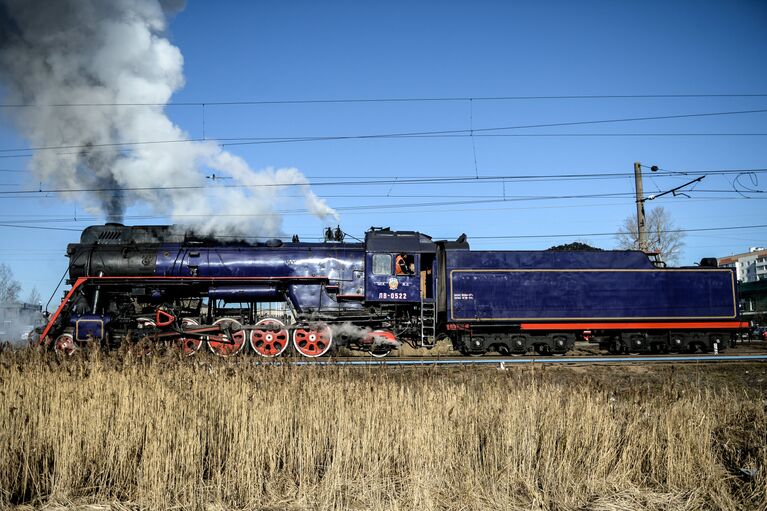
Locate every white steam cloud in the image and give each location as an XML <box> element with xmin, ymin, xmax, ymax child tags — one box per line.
<box><xmin>0</xmin><ymin>0</ymin><xmax>338</xmax><ymax>236</ymax></box>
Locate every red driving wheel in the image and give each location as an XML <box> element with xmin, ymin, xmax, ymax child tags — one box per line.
<box><xmin>208</xmin><ymin>318</ymin><xmax>246</xmax><ymax>357</ymax></box>
<box><xmin>292</xmin><ymin>324</ymin><xmax>333</xmax><ymax>357</ymax></box>
<box><xmin>176</xmin><ymin>318</ymin><xmax>202</xmax><ymax>356</ymax></box>
<box><xmin>250</xmin><ymin>318</ymin><xmax>289</xmax><ymax>357</ymax></box>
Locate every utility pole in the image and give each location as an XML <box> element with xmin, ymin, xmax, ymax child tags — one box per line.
<box><xmin>633</xmin><ymin>161</ymin><xmax>647</xmax><ymax>251</ymax></box>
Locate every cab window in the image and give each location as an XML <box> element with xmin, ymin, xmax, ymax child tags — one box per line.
<box><xmin>372</xmin><ymin>253</ymin><xmax>392</xmax><ymax>275</ymax></box>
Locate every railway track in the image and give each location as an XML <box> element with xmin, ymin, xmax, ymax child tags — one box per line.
<box><xmin>290</xmin><ymin>353</ymin><xmax>767</xmax><ymax>366</ymax></box>
<box><xmin>31</xmin><ymin>338</ymin><xmax>767</xmax><ymax>365</ymax></box>
<box><xmin>316</xmin><ymin>354</ymin><xmax>767</xmax><ymax>367</ymax></box>
<box><xmin>290</xmin><ymin>340</ymin><xmax>767</xmax><ymax>365</ymax></box>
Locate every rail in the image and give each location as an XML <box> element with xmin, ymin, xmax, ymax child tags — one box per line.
<box><xmin>289</xmin><ymin>354</ymin><xmax>767</xmax><ymax>366</ymax></box>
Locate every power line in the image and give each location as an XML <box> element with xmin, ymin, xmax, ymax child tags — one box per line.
<box><xmin>3</xmin><ymin>200</ymin><xmax>761</xmax><ymax>224</ymax></box>
<box><xmin>0</xmin><ymin>223</ymin><xmax>81</xmax><ymax>232</ymax></box>
<box><xmin>1</xmin><ymin>168</ymin><xmax>766</xmax><ymax>197</ymax></box>
<box><xmin>0</xmin><ymin>190</ymin><xmax>762</xmax><ymax>224</ymax></box>
<box><xmin>2</xmin><ymin>93</ymin><xmax>767</xmax><ymax>108</ymax></box>
<box><xmin>1</xmin><ymin>108</ymin><xmax>766</xmax><ymax>155</ymax></box>
<box><xmin>0</xmin><ymin>193</ymin><xmax>642</xmax><ymax>221</ymax></box>
<box><xmin>339</xmin><ymin>197</ymin><xmax>766</xmax><ymax>217</ymax></box>
<box><xmin>454</xmin><ymin>223</ymin><xmax>767</xmax><ymax>240</ymax></box>
<box><xmin>1</xmin><ymin>221</ymin><xmax>765</xmax><ymax>241</ymax></box>
<box><xmin>218</xmin><ymin>108</ymin><xmax>767</xmax><ymax>148</ymax></box>
<box><xmin>4</xmin><ymin>133</ymin><xmax>767</xmax><ymax>160</ymax></box>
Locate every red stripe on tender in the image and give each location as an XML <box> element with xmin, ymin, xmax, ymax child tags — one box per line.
<box><xmin>520</xmin><ymin>321</ymin><xmax>748</xmax><ymax>331</ymax></box>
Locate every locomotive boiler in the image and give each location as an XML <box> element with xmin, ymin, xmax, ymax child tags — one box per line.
<box><xmin>38</xmin><ymin>223</ymin><xmax>747</xmax><ymax>357</ymax></box>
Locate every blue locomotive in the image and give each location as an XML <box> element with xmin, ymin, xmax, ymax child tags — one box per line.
<box><xmin>39</xmin><ymin>223</ymin><xmax>746</xmax><ymax>357</ymax></box>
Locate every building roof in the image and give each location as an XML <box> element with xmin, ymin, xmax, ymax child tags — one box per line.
<box><xmin>718</xmin><ymin>248</ymin><xmax>767</xmax><ymax>264</ymax></box>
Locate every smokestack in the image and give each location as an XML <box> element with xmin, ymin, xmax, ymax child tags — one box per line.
<box><xmin>0</xmin><ymin>0</ymin><xmax>337</xmax><ymax>237</ymax></box>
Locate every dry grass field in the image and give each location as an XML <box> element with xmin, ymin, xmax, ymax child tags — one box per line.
<box><xmin>1</xmin><ymin>348</ymin><xmax>766</xmax><ymax>510</ymax></box>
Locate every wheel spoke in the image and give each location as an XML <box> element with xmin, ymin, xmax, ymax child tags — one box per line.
<box><xmin>250</xmin><ymin>318</ymin><xmax>289</xmax><ymax>357</ymax></box>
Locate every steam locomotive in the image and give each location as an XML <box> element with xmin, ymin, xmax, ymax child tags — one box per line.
<box><xmin>39</xmin><ymin>223</ymin><xmax>747</xmax><ymax>357</ymax></box>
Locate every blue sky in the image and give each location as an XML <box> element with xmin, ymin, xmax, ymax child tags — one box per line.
<box><xmin>1</xmin><ymin>0</ymin><xmax>766</xmax><ymax>304</ymax></box>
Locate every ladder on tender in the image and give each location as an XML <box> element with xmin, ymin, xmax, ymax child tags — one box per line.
<box><xmin>420</xmin><ymin>298</ymin><xmax>436</xmax><ymax>347</ymax></box>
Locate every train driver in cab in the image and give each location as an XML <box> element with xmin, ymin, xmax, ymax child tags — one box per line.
<box><xmin>395</xmin><ymin>253</ymin><xmax>414</xmax><ymax>275</ymax></box>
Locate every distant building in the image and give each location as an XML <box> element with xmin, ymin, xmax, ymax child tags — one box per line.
<box><xmin>719</xmin><ymin>247</ymin><xmax>767</xmax><ymax>324</ymax></box>
<box><xmin>718</xmin><ymin>247</ymin><xmax>767</xmax><ymax>283</ymax></box>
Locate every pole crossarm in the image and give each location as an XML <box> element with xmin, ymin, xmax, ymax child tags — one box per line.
<box><xmin>642</xmin><ymin>175</ymin><xmax>706</xmax><ymax>202</ymax></box>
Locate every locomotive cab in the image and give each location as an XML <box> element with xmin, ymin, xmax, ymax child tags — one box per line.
<box><xmin>363</xmin><ymin>228</ymin><xmax>439</xmax><ymax>348</ymax></box>
<box><xmin>364</xmin><ymin>228</ymin><xmax>437</xmax><ymax>303</ymax></box>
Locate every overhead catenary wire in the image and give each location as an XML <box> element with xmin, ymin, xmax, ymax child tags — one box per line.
<box><xmin>3</xmin><ymin>133</ymin><xmax>767</xmax><ymax>160</ymax></box>
<box><xmin>1</xmin><ymin>167</ymin><xmax>765</xmax><ymax>197</ymax></box>
<box><xmin>2</xmin><ymin>201</ymin><xmax>763</xmax><ymax>232</ymax></box>
<box><xmin>0</xmin><ymin>223</ymin><xmax>82</xmax><ymax>231</ymax></box>
<box><xmin>2</xmin><ymin>92</ymin><xmax>767</xmax><ymax>108</ymax></box>
<box><xmin>0</xmin><ymin>221</ymin><xmax>765</xmax><ymax>240</ymax></box>
<box><xmin>0</xmin><ymin>190</ymin><xmax>763</xmax><ymax>226</ymax></box>
<box><xmin>459</xmin><ymin>223</ymin><xmax>767</xmax><ymax>240</ymax></box>
<box><xmin>0</xmin><ymin>184</ymin><xmax>761</xmax><ymax>204</ymax></box>
<box><xmin>1</xmin><ymin>108</ymin><xmax>767</xmax><ymax>156</ymax></box>
<box><xmin>410</xmin><ymin>132</ymin><xmax>767</xmax><ymax>137</ymax></box>
<box><xmin>469</xmin><ymin>98</ymin><xmax>479</xmax><ymax>178</ymax></box>
<box><xmin>0</xmin><ymin>197</ymin><xmax>767</xmax><ymax>226</ymax></box>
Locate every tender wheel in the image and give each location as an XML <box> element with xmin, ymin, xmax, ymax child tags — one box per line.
<box><xmin>54</xmin><ymin>333</ymin><xmax>77</xmax><ymax>356</ymax></box>
<box><xmin>208</xmin><ymin>318</ymin><xmax>246</xmax><ymax>357</ymax></box>
<box><xmin>176</xmin><ymin>318</ymin><xmax>202</xmax><ymax>356</ymax></box>
<box><xmin>250</xmin><ymin>318</ymin><xmax>289</xmax><ymax>357</ymax></box>
<box><xmin>292</xmin><ymin>323</ymin><xmax>333</xmax><ymax>357</ymax></box>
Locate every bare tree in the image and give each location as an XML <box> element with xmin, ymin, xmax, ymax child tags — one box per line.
<box><xmin>0</xmin><ymin>263</ymin><xmax>21</xmax><ymax>303</ymax></box>
<box><xmin>26</xmin><ymin>286</ymin><xmax>42</xmax><ymax>305</ymax></box>
<box><xmin>616</xmin><ymin>206</ymin><xmax>685</xmax><ymax>265</ymax></box>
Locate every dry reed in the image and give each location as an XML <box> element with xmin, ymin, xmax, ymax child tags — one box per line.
<box><xmin>0</xmin><ymin>348</ymin><xmax>765</xmax><ymax>510</ymax></box>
